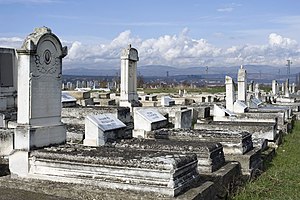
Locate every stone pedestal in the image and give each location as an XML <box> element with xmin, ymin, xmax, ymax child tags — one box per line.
<box><xmin>14</xmin><ymin>124</ymin><xmax>66</xmax><ymax>150</ymax></box>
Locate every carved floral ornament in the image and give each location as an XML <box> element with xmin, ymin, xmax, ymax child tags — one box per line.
<box><xmin>33</xmin><ymin>48</ymin><xmax>60</xmax><ymax>78</ymax></box>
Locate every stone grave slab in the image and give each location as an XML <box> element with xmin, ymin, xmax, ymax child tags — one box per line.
<box><xmin>133</xmin><ymin>108</ymin><xmax>167</xmax><ymax>138</ymax></box>
<box><xmin>233</xmin><ymin>100</ymin><xmax>248</xmax><ymax>113</ymax></box>
<box><xmin>175</xmin><ymin>109</ymin><xmax>192</xmax><ymax>129</ymax></box>
<box><xmin>149</xmin><ymin>129</ymin><xmax>253</xmax><ymax>155</ymax></box>
<box><xmin>61</xmin><ymin>91</ymin><xmax>76</xmax><ymax>107</ymax></box>
<box><xmin>161</xmin><ymin>96</ymin><xmax>175</xmax><ymax>107</ymax></box>
<box><xmin>195</xmin><ymin>121</ymin><xmax>276</xmax><ymax>142</ymax></box>
<box><xmin>148</xmin><ymin>129</ymin><xmax>262</xmax><ymax>176</ymax></box>
<box><xmin>115</xmin><ymin>138</ymin><xmax>225</xmax><ymax>173</ymax></box>
<box><xmin>10</xmin><ymin>144</ymin><xmax>199</xmax><ymax>197</ymax></box>
<box><xmin>84</xmin><ymin>114</ymin><xmax>126</xmax><ymax>146</ymax></box>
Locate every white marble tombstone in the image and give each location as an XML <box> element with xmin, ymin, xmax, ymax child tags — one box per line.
<box><xmin>133</xmin><ymin>108</ymin><xmax>167</xmax><ymax>138</ymax></box>
<box><xmin>272</xmin><ymin>80</ymin><xmax>277</xmax><ymax>95</ymax></box>
<box><xmin>225</xmin><ymin>76</ymin><xmax>235</xmax><ymax>112</ymax></box>
<box><xmin>234</xmin><ymin>100</ymin><xmax>248</xmax><ymax>113</ymax></box>
<box><xmin>237</xmin><ymin>65</ymin><xmax>247</xmax><ymax>102</ymax></box>
<box><xmin>248</xmin><ymin>81</ymin><xmax>254</xmax><ymax>92</ymax></box>
<box><xmin>254</xmin><ymin>83</ymin><xmax>261</xmax><ymax>99</ymax></box>
<box><xmin>161</xmin><ymin>96</ymin><xmax>175</xmax><ymax>107</ymax></box>
<box><xmin>119</xmin><ymin>44</ymin><xmax>139</xmax><ymax>108</ymax></box>
<box><xmin>281</xmin><ymin>82</ymin><xmax>285</xmax><ymax>94</ymax></box>
<box><xmin>83</xmin><ymin>114</ymin><xmax>126</xmax><ymax>146</ymax></box>
<box><xmin>15</xmin><ymin>27</ymin><xmax>67</xmax><ymax>150</ymax></box>
<box><xmin>285</xmin><ymin>79</ymin><xmax>290</xmax><ymax>97</ymax></box>
<box><xmin>292</xmin><ymin>83</ymin><xmax>295</xmax><ymax>94</ymax></box>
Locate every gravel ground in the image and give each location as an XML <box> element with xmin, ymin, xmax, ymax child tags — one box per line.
<box><xmin>0</xmin><ymin>187</ymin><xmax>73</xmax><ymax>200</ymax></box>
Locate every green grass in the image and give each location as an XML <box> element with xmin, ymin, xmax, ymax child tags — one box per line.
<box><xmin>138</xmin><ymin>86</ymin><xmax>225</xmax><ymax>94</ymax></box>
<box><xmin>232</xmin><ymin>121</ymin><xmax>300</xmax><ymax>200</ymax></box>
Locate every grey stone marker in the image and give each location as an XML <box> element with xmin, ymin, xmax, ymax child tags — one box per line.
<box><xmin>272</xmin><ymin>80</ymin><xmax>277</xmax><ymax>95</ymax></box>
<box><xmin>10</xmin><ymin>27</ymin><xmax>67</xmax><ymax>178</ymax></box>
<box><xmin>14</xmin><ymin>27</ymin><xmax>67</xmax><ymax>150</ymax></box>
<box><xmin>237</xmin><ymin>65</ymin><xmax>247</xmax><ymax>102</ymax></box>
<box><xmin>225</xmin><ymin>76</ymin><xmax>235</xmax><ymax>112</ymax></box>
<box><xmin>119</xmin><ymin>44</ymin><xmax>140</xmax><ymax>108</ymax></box>
<box><xmin>83</xmin><ymin>114</ymin><xmax>126</xmax><ymax>146</ymax></box>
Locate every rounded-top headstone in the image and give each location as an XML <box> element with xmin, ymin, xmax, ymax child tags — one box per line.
<box><xmin>121</xmin><ymin>44</ymin><xmax>139</xmax><ymax>61</ymax></box>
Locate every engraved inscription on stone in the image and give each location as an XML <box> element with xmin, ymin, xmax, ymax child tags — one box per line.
<box><xmin>137</xmin><ymin>109</ymin><xmax>166</xmax><ymax>123</ymax></box>
<box><xmin>87</xmin><ymin>114</ymin><xmax>126</xmax><ymax>131</ymax></box>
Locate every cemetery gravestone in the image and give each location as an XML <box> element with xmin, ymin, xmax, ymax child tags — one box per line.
<box><xmin>84</xmin><ymin>114</ymin><xmax>126</xmax><ymax>146</ymax></box>
<box><xmin>15</xmin><ymin>27</ymin><xmax>68</xmax><ymax>150</ymax></box>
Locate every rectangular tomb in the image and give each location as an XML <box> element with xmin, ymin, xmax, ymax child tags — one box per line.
<box><xmin>149</xmin><ymin>129</ymin><xmax>253</xmax><ymax>155</ymax></box>
<box><xmin>10</xmin><ymin>145</ymin><xmax>199</xmax><ymax>197</ymax></box>
<box><xmin>114</xmin><ymin>138</ymin><xmax>225</xmax><ymax>173</ymax></box>
<box><xmin>195</xmin><ymin>121</ymin><xmax>277</xmax><ymax>141</ymax></box>
<box><xmin>148</xmin><ymin>129</ymin><xmax>261</xmax><ymax>176</ymax></box>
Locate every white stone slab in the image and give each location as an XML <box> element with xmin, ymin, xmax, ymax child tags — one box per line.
<box><xmin>61</xmin><ymin>91</ymin><xmax>77</xmax><ymax>102</ymax></box>
<box><xmin>251</xmin><ymin>97</ymin><xmax>263</xmax><ymax>106</ymax></box>
<box><xmin>136</xmin><ymin>108</ymin><xmax>166</xmax><ymax>123</ymax></box>
<box><xmin>86</xmin><ymin>114</ymin><xmax>126</xmax><ymax>132</ymax></box>
<box><xmin>234</xmin><ymin>100</ymin><xmax>248</xmax><ymax>113</ymax></box>
<box><xmin>161</xmin><ymin>96</ymin><xmax>175</xmax><ymax>107</ymax></box>
<box><xmin>213</xmin><ymin>104</ymin><xmax>236</xmax><ymax>117</ymax></box>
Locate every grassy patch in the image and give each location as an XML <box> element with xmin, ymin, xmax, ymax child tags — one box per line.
<box><xmin>232</xmin><ymin>121</ymin><xmax>300</xmax><ymax>200</ymax></box>
<box><xmin>139</xmin><ymin>86</ymin><xmax>225</xmax><ymax>94</ymax></box>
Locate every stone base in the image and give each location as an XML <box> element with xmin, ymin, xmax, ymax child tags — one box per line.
<box><xmin>9</xmin><ymin>144</ymin><xmax>199</xmax><ymax>197</ymax></box>
<box><xmin>225</xmin><ymin>148</ymin><xmax>262</xmax><ymax>177</ymax></box>
<box><xmin>14</xmin><ymin>124</ymin><xmax>66</xmax><ymax>150</ymax></box>
<box><xmin>200</xmin><ymin>162</ymin><xmax>241</xmax><ymax>197</ymax></box>
<box><xmin>132</xmin><ymin>129</ymin><xmax>146</xmax><ymax>138</ymax></box>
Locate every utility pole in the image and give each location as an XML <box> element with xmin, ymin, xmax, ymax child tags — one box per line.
<box><xmin>286</xmin><ymin>59</ymin><xmax>292</xmax><ymax>78</ymax></box>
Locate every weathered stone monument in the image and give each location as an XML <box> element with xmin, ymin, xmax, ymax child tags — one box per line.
<box><xmin>161</xmin><ymin>95</ymin><xmax>175</xmax><ymax>107</ymax></box>
<box><xmin>248</xmin><ymin>80</ymin><xmax>254</xmax><ymax>92</ymax></box>
<box><xmin>83</xmin><ymin>114</ymin><xmax>126</xmax><ymax>146</ymax></box>
<box><xmin>133</xmin><ymin>108</ymin><xmax>167</xmax><ymax>138</ymax></box>
<box><xmin>285</xmin><ymin>79</ymin><xmax>290</xmax><ymax>97</ymax></box>
<box><xmin>0</xmin><ymin>48</ymin><xmax>18</xmax><ymax>111</ymax></box>
<box><xmin>237</xmin><ymin>65</ymin><xmax>247</xmax><ymax>102</ymax></box>
<box><xmin>119</xmin><ymin>44</ymin><xmax>140</xmax><ymax>108</ymax></box>
<box><xmin>225</xmin><ymin>76</ymin><xmax>235</xmax><ymax>112</ymax></box>
<box><xmin>254</xmin><ymin>83</ymin><xmax>261</xmax><ymax>99</ymax></box>
<box><xmin>272</xmin><ymin>80</ymin><xmax>277</xmax><ymax>95</ymax></box>
<box><xmin>13</xmin><ymin>27</ymin><xmax>67</xmax><ymax>150</ymax></box>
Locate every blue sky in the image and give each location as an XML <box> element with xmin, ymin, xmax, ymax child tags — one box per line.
<box><xmin>1</xmin><ymin>0</ymin><xmax>300</xmax><ymax>69</ymax></box>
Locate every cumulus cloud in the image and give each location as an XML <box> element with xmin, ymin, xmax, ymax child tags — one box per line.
<box><xmin>268</xmin><ymin>33</ymin><xmax>297</xmax><ymax>48</ymax></box>
<box><xmin>1</xmin><ymin>29</ymin><xmax>300</xmax><ymax>69</ymax></box>
<box><xmin>0</xmin><ymin>37</ymin><xmax>23</xmax><ymax>48</ymax></box>
<box><xmin>64</xmin><ymin>29</ymin><xmax>300</xmax><ymax>68</ymax></box>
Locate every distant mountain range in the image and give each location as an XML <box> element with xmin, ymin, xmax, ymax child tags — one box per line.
<box><xmin>63</xmin><ymin>65</ymin><xmax>300</xmax><ymax>77</ymax></box>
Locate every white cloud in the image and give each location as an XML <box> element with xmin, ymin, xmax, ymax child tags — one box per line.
<box><xmin>0</xmin><ymin>37</ymin><xmax>23</xmax><ymax>48</ymax></box>
<box><xmin>1</xmin><ymin>30</ymin><xmax>300</xmax><ymax>68</ymax></box>
<box><xmin>217</xmin><ymin>7</ymin><xmax>234</xmax><ymax>12</ymax></box>
<box><xmin>268</xmin><ymin>33</ymin><xmax>297</xmax><ymax>48</ymax></box>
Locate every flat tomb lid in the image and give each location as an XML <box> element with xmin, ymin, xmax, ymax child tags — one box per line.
<box><xmin>87</xmin><ymin>114</ymin><xmax>126</xmax><ymax>131</ymax></box>
<box><xmin>61</xmin><ymin>91</ymin><xmax>77</xmax><ymax>102</ymax></box>
<box><xmin>136</xmin><ymin>109</ymin><xmax>166</xmax><ymax>123</ymax></box>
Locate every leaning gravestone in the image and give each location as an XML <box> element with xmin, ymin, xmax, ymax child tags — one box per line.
<box><xmin>133</xmin><ymin>108</ymin><xmax>167</xmax><ymax>138</ymax></box>
<box><xmin>15</xmin><ymin>27</ymin><xmax>68</xmax><ymax>150</ymax></box>
<box><xmin>83</xmin><ymin>114</ymin><xmax>126</xmax><ymax>146</ymax></box>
